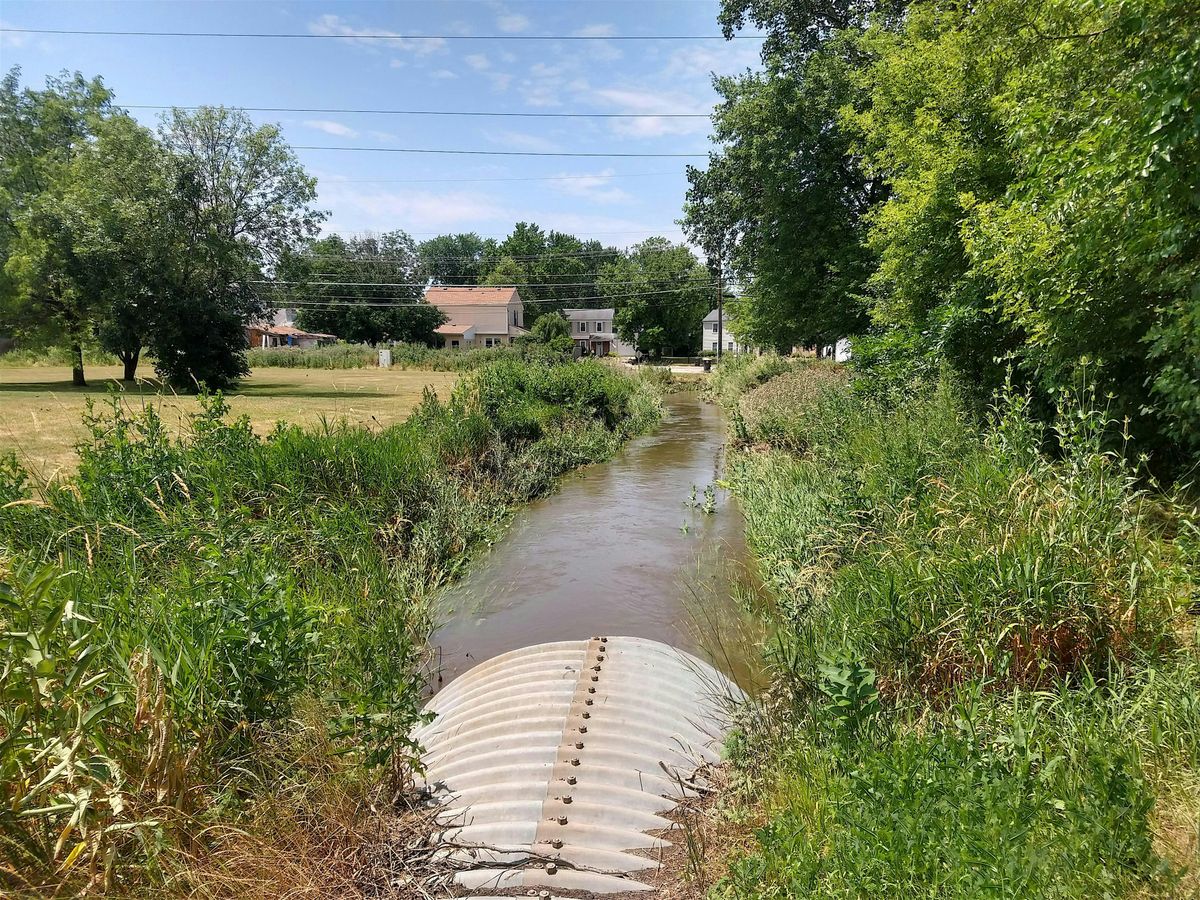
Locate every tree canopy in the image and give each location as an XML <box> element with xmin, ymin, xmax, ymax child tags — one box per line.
<box><xmin>0</xmin><ymin>71</ymin><xmax>326</xmax><ymax>390</ymax></box>
<box><xmin>690</xmin><ymin>0</ymin><xmax>1200</xmax><ymax>458</ymax></box>
<box><xmin>604</xmin><ymin>238</ymin><xmax>713</xmax><ymax>357</ymax></box>
<box><xmin>287</xmin><ymin>231</ymin><xmax>445</xmax><ymax>345</ymax></box>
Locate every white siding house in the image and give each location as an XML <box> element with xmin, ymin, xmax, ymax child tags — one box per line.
<box><xmin>563</xmin><ymin>308</ymin><xmax>637</xmax><ymax>357</ymax></box>
<box><xmin>700</xmin><ymin>308</ymin><xmax>751</xmax><ymax>354</ymax></box>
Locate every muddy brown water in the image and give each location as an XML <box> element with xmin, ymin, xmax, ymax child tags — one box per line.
<box><xmin>430</xmin><ymin>391</ymin><xmax>764</xmax><ymax>691</ymax></box>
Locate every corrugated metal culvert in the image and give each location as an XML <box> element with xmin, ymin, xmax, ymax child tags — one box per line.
<box><xmin>417</xmin><ymin>636</ymin><xmax>745</xmax><ymax>895</ymax></box>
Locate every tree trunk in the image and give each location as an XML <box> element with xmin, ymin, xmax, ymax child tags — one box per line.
<box><xmin>121</xmin><ymin>348</ymin><xmax>140</xmax><ymax>382</ymax></box>
<box><xmin>71</xmin><ymin>342</ymin><xmax>86</xmax><ymax>387</ymax></box>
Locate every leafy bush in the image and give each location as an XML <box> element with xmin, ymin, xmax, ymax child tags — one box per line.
<box><xmin>245</xmin><ymin>342</ymin><xmax>570</xmax><ymax>372</ymax></box>
<box><xmin>716</xmin><ymin>363</ymin><xmax>1199</xmax><ymax>896</ymax></box>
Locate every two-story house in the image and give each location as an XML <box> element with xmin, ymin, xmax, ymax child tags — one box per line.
<box><xmin>426</xmin><ymin>286</ymin><xmax>529</xmax><ymax>349</ymax></box>
<box><xmin>563</xmin><ymin>308</ymin><xmax>637</xmax><ymax>358</ymax></box>
<box><xmin>700</xmin><ymin>308</ymin><xmax>752</xmax><ymax>354</ymax></box>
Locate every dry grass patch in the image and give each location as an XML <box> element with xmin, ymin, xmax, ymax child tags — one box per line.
<box><xmin>0</xmin><ymin>365</ymin><xmax>459</xmax><ymax>476</ymax></box>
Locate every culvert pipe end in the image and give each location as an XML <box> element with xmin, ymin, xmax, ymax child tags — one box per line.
<box><xmin>418</xmin><ymin>636</ymin><xmax>744</xmax><ymax>895</ymax></box>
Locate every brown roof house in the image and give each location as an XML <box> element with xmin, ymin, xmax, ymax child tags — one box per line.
<box><xmin>247</xmin><ymin>307</ymin><xmax>337</xmax><ymax>349</ymax></box>
<box><xmin>426</xmin><ymin>286</ymin><xmax>528</xmax><ymax>349</ymax></box>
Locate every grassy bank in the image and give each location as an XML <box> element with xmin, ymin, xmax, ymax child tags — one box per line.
<box><xmin>711</xmin><ymin>356</ymin><xmax>1199</xmax><ymax>898</ymax></box>
<box><xmin>0</xmin><ymin>357</ymin><xmax>662</xmax><ymax>896</ymax></box>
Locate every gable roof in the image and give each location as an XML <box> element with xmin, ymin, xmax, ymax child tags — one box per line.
<box><xmin>426</xmin><ymin>286</ymin><xmax>521</xmax><ymax>306</ymax></box>
<box><xmin>563</xmin><ymin>308</ymin><xmax>615</xmax><ymax>321</ymax></box>
<box><xmin>703</xmin><ymin>308</ymin><xmax>723</xmax><ymax>323</ymax></box>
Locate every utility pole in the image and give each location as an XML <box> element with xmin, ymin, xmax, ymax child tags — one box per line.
<box><xmin>716</xmin><ymin>263</ymin><xmax>724</xmax><ymax>361</ymax></box>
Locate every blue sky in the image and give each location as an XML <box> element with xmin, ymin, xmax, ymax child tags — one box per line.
<box><xmin>0</xmin><ymin>1</ymin><xmax>763</xmax><ymax>248</ymax></box>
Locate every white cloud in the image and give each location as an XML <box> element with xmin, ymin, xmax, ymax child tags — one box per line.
<box><xmin>0</xmin><ymin>20</ymin><xmax>29</xmax><ymax>48</ymax></box>
<box><xmin>573</xmin><ymin>24</ymin><xmax>617</xmax><ymax>38</ymax></box>
<box><xmin>488</xmin><ymin>72</ymin><xmax>514</xmax><ymax>92</ymax></box>
<box><xmin>663</xmin><ymin>42</ymin><xmax>762</xmax><ymax>79</ymax></box>
<box><xmin>496</xmin><ymin>13</ymin><xmax>530</xmax><ymax>33</ymax></box>
<box><xmin>367</xmin><ymin>130</ymin><xmax>396</xmax><ymax>142</ymax></box>
<box><xmin>519</xmin><ymin>62</ymin><xmax>567</xmax><ymax>107</ymax></box>
<box><xmin>525</xmin><ymin>212</ymin><xmax>686</xmax><ymax>247</ymax></box>
<box><xmin>303</xmin><ymin>119</ymin><xmax>358</xmax><ymax>138</ymax></box>
<box><xmin>586</xmin><ymin>40</ymin><xmax>622</xmax><ymax>63</ymax></box>
<box><xmin>589</xmin><ymin>87</ymin><xmax>712</xmax><ymax>137</ymax></box>
<box><xmin>548</xmin><ymin>169</ymin><xmax>633</xmax><ymax>205</ymax></box>
<box><xmin>484</xmin><ymin>130</ymin><xmax>560</xmax><ymax>153</ymax></box>
<box><xmin>465</xmin><ymin>53</ymin><xmax>490</xmax><ymax>70</ymax></box>
<box><xmin>308</xmin><ymin>14</ymin><xmax>446</xmax><ymax>55</ymax></box>
<box><xmin>430</xmin><ymin>69</ymin><xmax>458</xmax><ymax>80</ymax></box>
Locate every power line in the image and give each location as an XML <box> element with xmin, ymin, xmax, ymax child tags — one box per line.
<box><xmin>258</xmin><ymin>279</ymin><xmax>714</xmax><ymax>289</ymax></box>
<box><xmin>326</xmin><ymin>228</ymin><xmax>681</xmax><ymax>238</ymax></box>
<box><xmin>314</xmin><ymin>172</ymin><xmax>676</xmax><ymax>187</ymax></box>
<box><xmin>294</xmin><ymin>145</ymin><xmax>705</xmax><ymax>158</ymax></box>
<box><xmin>0</xmin><ymin>27</ymin><xmax>762</xmax><ymax>41</ymax></box>
<box><xmin>287</xmin><ymin>271</ymin><xmax>694</xmax><ymax>280</ymax></box>
<box><xmin>258</xmin><ymin>285</ymin><xmax>718</xmax><ymax>307</ymax></box>
<box><xmin>126</xmin><ymin>104</ymin><xmax>709</xmax><ymax>119</ymax></box>
<box><xmin>299</xmin><ymin>246</ymin><xmax>687</xmax><ymax>263</ymax></box>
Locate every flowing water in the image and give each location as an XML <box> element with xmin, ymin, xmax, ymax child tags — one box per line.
<box><xmin>430</xmin><ymin>391</ymin><xmax>764</xmax><ymax>690</ymax></box>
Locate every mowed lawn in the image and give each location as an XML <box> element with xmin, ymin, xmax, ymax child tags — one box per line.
<box><xmin>0</xmin><ymin>364</ymin><xmax>459</xmax><ymax>477</ymax></box>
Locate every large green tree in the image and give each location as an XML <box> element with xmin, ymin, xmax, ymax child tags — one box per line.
<box><xmin>844</xmin><ymin>3</ymin><xmax>1021</xmax><ymax>402</ymax></box>
<box><xmin>684</xmin><ymin>1</ymin><xmax>895</xmax><ymax>354</ymax></box>
<box><xmin>0</xmin><ymin>69</ymin><xmax>116</xmax><ymax>385</ymax></box>
<box><xmin>418</xmin><ymin>232</ymin><xmax>498</xmax><ymax>285</ymax></box>
<box><xmin>603</xmin><ymin>238</ymin><xmax>712</xmax><ymax>357</ymax></box>
<box><xmin>481</xmin><ymin>223</ymin><xmax>621</xmax><ymax>324</ymax></box>
<box><xmin>288</xmin><ymin>231</ymin><xmax>444</xmax><ymax>344</ymax></box>
<box><xmin>153</xmin><ymin>107</ymin><xmax>324</xmax><ymax>390</ymax></box>
<box><xmin>962</xmin><ymin>0</ymin><xmax>1200</xmax><ymax>452</ymax></box>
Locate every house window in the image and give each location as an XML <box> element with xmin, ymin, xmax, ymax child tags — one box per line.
<box><xmin>711</xmin><ymin>323</ymin><xmax>719</xmax><ymax>333</ymax></box>
<box><xmin>578</xmin><ymin>321</ymin><xmax>587</xmax><ymax>333</ymax></box>
<box><xmin>451</xmin><ymin>340</ymin><xmax>460</xmax><ymax>349</ymax></box>
<box><xmin>512</xmin><ymin>310</ymin><xmax>517</xmax><ymax>325</ymax></box>
<box><xmin>710</xmin><ymin>342</ymin><xmax>718</xmax><ymax>351</ymax></box>
<box><xmin>595</xmin><ymin>322</ymin><xmax>604</xmax><ymax>332</ymax></box>
<box><xmin>728</xmin><ymin>341</ymin><xmax>735</xmax><ymax>351</ymax></box>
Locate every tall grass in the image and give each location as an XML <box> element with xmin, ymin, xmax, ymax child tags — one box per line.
<box><xmin>713</xmin><ymin>360</ymin><xmax>1199</xmax><ymax>898</ymax></box>
<box><xmin>246</xmin><ymin>342</ymin><xmax>551</xmax><ymax>371</ymax></box>
<box><xmin>0</xmin><ymin>357</ymin><xmax>662</xmax><ymax>895</ymax></box>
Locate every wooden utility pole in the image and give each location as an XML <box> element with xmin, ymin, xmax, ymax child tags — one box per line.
<box><xmin>716</xmin><ymin>264</ymin><xmax>724</xmax><ymax>361</ymax></box>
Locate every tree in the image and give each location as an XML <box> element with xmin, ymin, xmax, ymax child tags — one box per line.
<box><xmin>79</xmin><ymin>116</ymin><xmax>176</xmax><ymax>382</ymax></box>
<box><xmin>684</xmin><ymin>2</ymin><xmax>891</xmax><ymax>355</ymax></box>
<box><xmin>844</xmin><ymin>3</ymin><xmax>1021</xmax><ymax>403</ymax></box>
<box><xmin>531</xmin><ymin>312</ymin><xmax>569</xmax><ymax>342</ymax></box>
<box><xmin>288</xmin><ymin>231</ymin><xmax>445</xmax><ymax>345</ymax></box>
<box><xmin>153</xmin><ymin>107</ymin><xmax>324</xmax><ymax>390</ymax></box>
<box><xmin>479</xmin><ymin>223</ymin><xmax>621</xmax><ymax>324</ymax></box>
<box><xmin>963</xmin><ymin>0</ymin><xmax>1200</xmax><ymax>453</ymax></box>
<box><xmin>0</xmin><ymin>69</ymin><xmax>116</xmax><ymax>385</ymax></box>
<box><xmin>419</xmin><ymin>232</ymin><xmax>497</xmax><ymax>284</ymax></box>
<box><xmin>603</xmin><ymin>238</ymin><xmax>712</xmax><ymax>357</ymax></box>
<box><xmin>529</xmin><ymin>311</ymin><xmax>574</xmax><ymax>352</ymax></box>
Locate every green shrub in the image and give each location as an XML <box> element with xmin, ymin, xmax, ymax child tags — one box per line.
<box><xmin>245</xmin><ymin>342</ymin><xmax>572</xmax><ymax>372</ymax></box>
<box><xmin>718</xmin><ymin>362</ymin><xmax>1198</xmax><ymax>898</ymax></box>
<box><xmin>722</xmin><ymin>695</ymin><xmax>1169</xmax><ymax>899</ymax></box>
